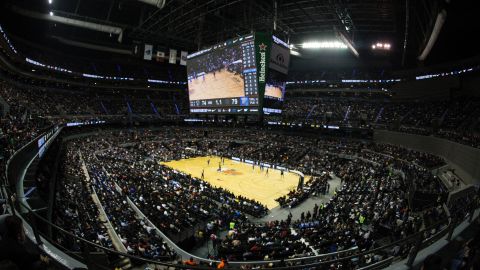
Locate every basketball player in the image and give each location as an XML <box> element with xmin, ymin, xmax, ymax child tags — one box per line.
<box><xmin>201</xmin><ymin>169</ymin><xmax>205</xmax><ymax>179</ymax></box>
<box><xmin>281</xmin><ymin>169</ymin><xmax>284</xmax><ymax>178</ymax></box>
<box><xmin>207</xmin><ymin>159</ymin><xmax>210</xmax><ymax>166</ymax></box>
<box><xmin>218</xmin><ymin>162</ymin><xmax>222</xmax><ymax>172</ymax></box>
<box><xmin>266</xmin><ymin>168</ymin><xmax>269</xmax><ymax>176</ymax></box>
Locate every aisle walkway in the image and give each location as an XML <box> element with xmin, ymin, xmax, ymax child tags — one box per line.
<box><xmin>190</xmin><ymin>176</ymin><xmax>343</xmax><ymax>258</ymax></box>
<box><xmin>190</xmin><ymin>230</ymin><xmax>229</xmax><ymax>259</ymax></box>
<box><xmin>79</xmin><ymin>152</ymin><xmax>128</xmax><ymax>254</ymax></box>
<box><xmin>256</xmin><ymin>175</ymin><xmax>342</xmax><ymax>222</ymax></box>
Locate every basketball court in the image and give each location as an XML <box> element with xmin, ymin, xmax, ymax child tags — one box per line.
<box><xmin>188</xmin><ymin>69</ymin><xmax>244</xmax><ymax>100</ymax></box>
<box><xmin>162</xmin><ymin>156</ymin><xmax>302</xmax><ymax>209</ymax></box>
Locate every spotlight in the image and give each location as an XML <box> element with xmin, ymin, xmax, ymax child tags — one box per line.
<box><xmin>371</xmin><ymin>42</ymin><xmax>391</xmax><ymax>51</ymax></box>
<box><xmin>290</xmin><ymin>50</ymin><xmax>300</xmax><ymax>56</ymax></box>
<box><xmin>301</xmin><ymin>41</ymin><xmax>347</xmax><ymax>49</ymax></box>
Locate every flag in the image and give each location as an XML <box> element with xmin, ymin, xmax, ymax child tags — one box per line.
<box><xmin>180</xmin><ymin>51</ymin><xmax>188</xmax><ymax>65</ymax></box>
<box><xmin>169</xmin><ymin>49</ymin><xmax>177</xmax><ymax>64</ymax></box>
<box><xmin>143</xmin><ymin>44</ymin><xmax>153</xmax><ymax>60</ymax></box>
<box><xmin>155</xmin><ymin>51</ymin><xmax>165</xmax><ymax>62</ymax></box>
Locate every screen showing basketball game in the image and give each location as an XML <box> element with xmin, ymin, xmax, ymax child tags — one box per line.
<box><xmin>263</xmin><ymin>35</ymin><xmax>289</xmax><ymax>114</ymax></box>
<box><xmin>187</xmin><ymin>34</ymin><xmax>259</xmax><ymax>114</ymax></box>
<box><xmin>264</xmin><ymin>82</ymin><xmax>285</xmax><ymax>101</ymax></box>
<box><xmin>263</xmin><ymin>69</ymin><xmax>286</xmax><ymax>114</ymax></box>
<box><xmin>187</xmin><ymin>33</ymin><xmax>289</xmax><ymax>115</ymax></box>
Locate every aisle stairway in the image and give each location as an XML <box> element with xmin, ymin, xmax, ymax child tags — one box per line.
<box><xmin>79</xmin><ymin>152</ymin><xmax>133</xmax><ymax>270</ymax></box>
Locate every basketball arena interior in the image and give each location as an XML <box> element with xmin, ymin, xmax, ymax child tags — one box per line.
<box><xmin>1</xmin><ymin>1</ymin><xmax>480</xmax><ymax>269</ymax></box>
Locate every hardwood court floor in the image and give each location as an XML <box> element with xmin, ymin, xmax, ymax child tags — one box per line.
<box><xmin>188</xmin><ymin>69</ymin><xmax>244</xmax><ymax>101</ymax></box>
<box><xmin>162</xmin><ymin>156</ymin><xmax>300</xmax><ymax>209</ymax></box>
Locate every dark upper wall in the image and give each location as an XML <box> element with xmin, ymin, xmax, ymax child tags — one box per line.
<box><xmin>462</xmin><ymin>74</ymin><xmax>480</xmax><ymax>97</ymax></box>
<box><xmin>390</xmin><ymin>76</ymin><xmax>460</xmax><ymax>100</ymax></box>
<box><xmin>389</xmin><ymin>71</ymin><xmax>480</xmax><ymax>100</ymax></box>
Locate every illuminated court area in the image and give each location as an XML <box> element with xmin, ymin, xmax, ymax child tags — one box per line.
<box><xmin>162</xmin><ymin>156</ymin><xmax>302</xmax><ymax>209</ymax></box>
<box><xmin>188</xmin><ymin>69</ymin><xmax>244</xmax><ymax>100</ymax></box>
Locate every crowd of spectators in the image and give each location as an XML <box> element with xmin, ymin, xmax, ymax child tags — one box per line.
<box><xmin>279</xmin><ymin>95</ymin><xmax>480</xmax><ymax>148</ymax></box>
<box><xmin>86</xmin><ymin>138</ymin><xmax>269</xmax><ymax>235</ymax></box>
<box><xmin>0</xmin><ymin>80</ymin><xmax>186</xmax><ymax>117</ymax></box>
<box><xmin>276</xmin><ymin>173</ymin><xmax>331</xmax><ymax>208</ymax></box>
<box><xmin>2</xmin><ymin>75</ymin><xmax>480</xmax><ymax>148</ymax></box>
<box><xmin>2</xmin><ymin>77</ymin><xmax>480</xmax><ymax>268</ymax></box>
<box><xmin>367</xmin><ymin>143</ymin><xmax>446</xmax><ymax>169</ymax></box>
<box><xmin>89</xmin><ymin>165</ymin><xmax>177</xmax><ymax>260</ymax></box>
<box><xmin>53</xmin><ymin>143</ymin><xmax>113</xmax><ymax>251</ymax></box>
<box><xmin>48</xmin><ymin>127</ymin><xmax>459</xmax><ymax>266</ymax></box>
<box><xmin>0</xmin><ymin>81</ymin><xmax>48</xmax><ymax>157</ymax></box>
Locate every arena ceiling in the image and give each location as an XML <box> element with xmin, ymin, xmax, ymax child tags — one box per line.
<box><xmin>3</xmin><ymin>0</ymin><xmax>403</xmax><ymax>49</ymax></box>
<box><xmin>1</xmin><ymin>0</ymin><xmax>478</xmax><ymax>68</ymax></box>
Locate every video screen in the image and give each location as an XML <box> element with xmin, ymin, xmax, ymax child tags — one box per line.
<box><xmin>263</xmin><ymin>36</ymin><xmax>288</xmax><ymax>114</ymax></box>
<box><xmin>265</xmin><ymin>82</ymin><xmax>285</xmax><ymax>100</ymax></box>
<box><xmin>263</xmin><ymin>68</ymin><xmax>286</xmax><ymax>114</ymax></box>
<box><xmin>187</xmin><ymin>35</ymin><xmax>259</xmax><ymax>114</ymax></box>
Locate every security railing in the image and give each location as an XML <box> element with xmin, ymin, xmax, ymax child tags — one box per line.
<box><xmin>1</xmin><ymin>123</ymin><xmax>479</xmax><ymax>270</ymax></box>
<box><xmin>5</xmin><ymin>199</ymin><xmax>462</xmax><ymax>270</ymax></box>
<box><xmin>5</xmin><ymin>160</ymin><xmax>476</xmax><ymax>270</ymax></box>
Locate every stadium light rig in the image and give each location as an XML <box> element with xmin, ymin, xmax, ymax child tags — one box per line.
<box><xmin>290</xmin><ymin>50</ymin><xmax>301</xmax><ymax>56</ymax></box>
<box><xmin>301</xmin><ymin>41</ymin><xmax>347</xmax><ymax>49</ymax></box>
<box><xmin>289</xmin><ymin>44</ymin><xmax>301</xmax><ymax>56</ymax></box>
<box><xmin>372</xmin><ymin>42</ymin><xmax>391</xmax><ymax>50</ymax></box>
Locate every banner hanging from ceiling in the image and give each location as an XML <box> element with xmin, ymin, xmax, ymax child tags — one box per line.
<box><xmin>169</xmin><ymin>49</ymin><xmax>177</xmax><ymax>64</ymax></box>
<box><xmin>143</xmin><ymin>44</ymin><xmax>153</xmax><ymax>60</ymax></box>
<box><xmin>180</xmin><ymin>51</ymin><xmax>188</xmax><ymax>65</ymax></box>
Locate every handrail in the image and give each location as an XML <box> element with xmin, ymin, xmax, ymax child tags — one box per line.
<box><xmin>15</xmin><ymin>200</ymin><xmax>217</xmax><ymax>270</ymax></box>
<box><xmin>15</xmin><ymin>195</ymin><xmax>456</xmax><ymax>270</ymax></box>
<box><xmin>13</xmin><ymin>126</ymin><xmax>62</xmax><ymax>210</ymax></box>
<box><xmin>1</xmin><ymin>124</ymin><xmax>478</xmax><ymax>270</ymax></box>
<box><xmin>4</xmin><ymin>124</ymin><xmax>56</xmax><ymax>186</ymax></box>
<box><xmin>358</xmin><ymin>257</ymin><xmax>394</xmax><ymax>270</ymax></box>
<box><xmin>0</xmin><ymin>181</ymin><xmax>472</xmax><ymax>270</ymax></box>
<box><xmin>95</xmin><ymin>163</ymin><xmax>361</xmax><ymax>266</ymax></box>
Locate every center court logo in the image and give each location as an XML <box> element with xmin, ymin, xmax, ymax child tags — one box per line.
<box><xmin>219</xmin><ymin>167</ymin><xmax>242</xmax><ymax>175</ymax></box>
<box><xmin>258</xmin><ymin>43</ymin><xmax>267</xmax><ymax>83</ymax></box>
